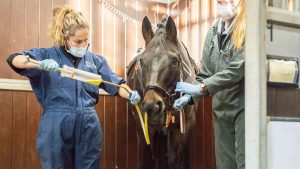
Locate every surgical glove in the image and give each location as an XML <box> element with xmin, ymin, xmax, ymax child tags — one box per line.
<box><xmin>173</xmin><ymin>94</ymin><xmax>192</xmax><ymax>110</ymax></box>
<box><xmin>175</xmin><ymin>82</ymin><xmax>201</xmax><ymax>96</ymax></box>
<box><xmin>37</xmin><ymin>59</ymin><xmax>59</xmax><ymax>71</ymax></box>
<box><xmin>128</xmin><ymin>90</ymin><xmax>141</xmax><ymax>104</ymax></box>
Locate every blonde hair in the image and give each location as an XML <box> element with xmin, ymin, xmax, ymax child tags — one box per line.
<box><xmin>232</xmin><ymin>0</ymin><xmax>245</xmax><ymax>50</ymax></box>
<box><xmin>49</xmin><ymin>5</ymin><xmax>89</xmax><ymax>46</ymax></box>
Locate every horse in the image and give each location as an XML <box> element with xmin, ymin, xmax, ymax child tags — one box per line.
<box><xmin>126</xmin><ymin>16</ymin><xmax>198</xmax><ymax>169</ymax></box>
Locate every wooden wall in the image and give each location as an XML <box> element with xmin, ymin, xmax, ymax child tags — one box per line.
<box><xmin>267</xmin><ymin>87</ymin><xmax>300</xmax><ymax>117</ymax></box>
<box><xmin>0</xmin><ymin>0</ymin><xmax>218</xmax><ymax>168</ymax></box>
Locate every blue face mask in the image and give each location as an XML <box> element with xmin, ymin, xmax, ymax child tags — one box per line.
<box><xmin>66</xmin><ymin>40</ymin><xmax>88</xmax><ymax>58</ymax></box>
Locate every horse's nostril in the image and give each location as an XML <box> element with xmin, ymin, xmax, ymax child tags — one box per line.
<box><xmin>141</xmin><ymin>100</ymin><xmax>163</xmax><ymax>115</ymax></box>
<box><xmin>141</xmin><ymin>102</ymin><xmax>145</xmax><ymax>108</ymax></box>
<box><xmin>155</xmin><ymin>100</ymin><xmax>163</xmax><ymax>112</ymax></box>
<box><xmin>141</xmin><ymin>102</ymin><xmax>152</xmax><ymax>115</ymax></box>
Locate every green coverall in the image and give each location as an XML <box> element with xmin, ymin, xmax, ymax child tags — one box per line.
<box><xmin>194</xmin><ymin>18</ymin><xmax>245</xmax><ymax>169</ymax></box>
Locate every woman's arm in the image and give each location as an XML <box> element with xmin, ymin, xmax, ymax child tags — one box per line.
<box><xmin>202</xmin><ymin>50</ymin><xmax>245</xmax><ymax>94</ymax></box>
<box><xmin>118</xmin><ymin>84</ymin><xmax>130</xmax><ymax>99</ymax></box>
<box><xmin>11</xmin><ymin>55</ymin><xmax>37</xmax><ymax>69</ymax></box>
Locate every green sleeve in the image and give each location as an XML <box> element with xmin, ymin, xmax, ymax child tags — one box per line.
<box><xmin>190</xmin><ymin>26</ymin><xmax>215</xmax><ymax>103</ymax></box>
<box><xmin>202</xmin><ymin>49</ymin><xmax>245</xmax><ymax>94</ymax></box>
<box><xmin>193</xmin><ymin>27</ymin><xmax>214</xmax><ymax>85</ymax></box>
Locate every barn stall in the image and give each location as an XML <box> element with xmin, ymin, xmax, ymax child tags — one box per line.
<box><xmin>0</xmin><ymin>0</ymin><xmax>219</xmax><ymax>168</ymax></box>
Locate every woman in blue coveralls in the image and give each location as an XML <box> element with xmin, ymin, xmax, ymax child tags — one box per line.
<box><xmin>7</xmin><ymin>5</ymin><xmax>140</xmax><ymax>169</ymax></box>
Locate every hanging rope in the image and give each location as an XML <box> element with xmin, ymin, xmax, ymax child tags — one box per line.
<box><xmin>98</xmin><ymin>0</ymin><xmax>156</xmax><ymax>27</ymax></box>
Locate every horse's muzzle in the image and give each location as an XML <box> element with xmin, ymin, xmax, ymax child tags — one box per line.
<box><xmin>142</xmin><ymin>91</ymin><xmax>166</xmax><ymax>125</ymax></box>
<box><xmin>141</xmin><ymin>100</ymin><xmax>163</xmax><ymax>114</ymax></box>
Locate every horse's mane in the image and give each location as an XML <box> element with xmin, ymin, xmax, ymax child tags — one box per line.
<box><xmin>146</xmin><ymin>25</ymin><xmax>168</xmax><ymax>50</ymax></box>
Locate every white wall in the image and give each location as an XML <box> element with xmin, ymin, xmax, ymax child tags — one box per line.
<box><xmin>267</xmin><ymin>121</ymin><xmax>300</xmax><ymax>169</ymax></box>
<box><xmin>270</xmin><ymin>0</ymin><xmax>300</xmax><ymax>12</ymax></box>
<box><xmin>266</xmin><ymin>25</ymin><xmax>300</xmax><ymax>58</ymax></box>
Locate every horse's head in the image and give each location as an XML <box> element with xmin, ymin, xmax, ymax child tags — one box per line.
<box><xmin>139</xmin><ymin>16</ymin><xmax>182</xmax><ymax>126</ymax></box>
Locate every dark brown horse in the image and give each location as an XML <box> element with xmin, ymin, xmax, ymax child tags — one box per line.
<box><xmin>126</xmin><ymin>16</ymin><xmax>198</xmax><ymax>169</ymax></box>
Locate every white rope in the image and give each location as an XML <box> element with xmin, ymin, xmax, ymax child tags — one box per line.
<box><xmin>98</xmin><ymin>0</ymin><xmax>156</xmax><ymax>27</ymax></box>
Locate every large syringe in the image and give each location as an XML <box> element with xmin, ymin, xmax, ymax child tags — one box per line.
<box><xmin>24</xmin><ymin>56</ymin><xmax>150</xmax><ymax>145</ymax></box>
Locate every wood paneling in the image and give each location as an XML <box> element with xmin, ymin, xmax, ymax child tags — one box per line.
<box><xmin>0</xmin><ymin>0</ymin><xmax>217</xmax><ymax>169</ymax></box>
<box><xmin>10</xmin><ymin>0</ymin><xmax>27</xmax><ymax>163</ymax></box>
<box><xmin>53</xmin><ymin>0</ymin><xmax>66</xmax><ymax>7</ymax></box>
<box><xmin>0</xmin><ymin>91</ymin><xmax>13</xmax><ymax>169</ymax></box>
<box><xmin>0</xmin><ymin>0</ymin><xmax>11</xmax><ymax>78</ymax></box>
<box><xmin>25</xmin><ymin>1</ymin><xmax>41</xmax><ymax>167</ymax></box>
<box><xmin>26</xmin><ymin>93</ymin><xmax>41</xmax><ymax>169</ymax></box>
<box><xmin>95</xmin><ymin>96</ymin><xmax>105</xmax><ymax>169</ymax></box>
<box><xmin>202</xmin><ymin>97</ymin><xmax>215</xmax><ymax>169</ymax></box>
<box><xmin>10</xmin><ymin>1</ymin><xmax>34</xmax><ymax>166</ymax></box>
<box><xmin>10</xmin><ymin>0</ymin><xmax>26</xmax><ymax>80</ymax></box>
<box><xmin>125</xmin><ymin>0</ymin><xmax>139</xmax><ymax>168</ymax></box>
<box><xmin>267</xmin><ymin>87</ymin><xmax>300</xmax><ymax>117</ymax></box>
<box><xmin>12</xmin><ymin>92</ymin><xmax>27</xmax><ymax>169</ymax></box>
<box><xmin>102</xmin><ymin>1</ymin><xmax>117</xmax><ymax>168</ymax></box>
<box><xmin>39</xmin><ymin>0</ymin><xmax>53</xmax><ymax>47</ymax></box>
<box><xmin>114</xmin><ymin>1</ymin><xmax>127</xmax><ymax>169</ymax></box>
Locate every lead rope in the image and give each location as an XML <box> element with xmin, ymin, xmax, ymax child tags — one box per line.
<box><xmin>179</xmin><ymin>68</ymin><xmax>186</xmax><ymax>134</ymax></box>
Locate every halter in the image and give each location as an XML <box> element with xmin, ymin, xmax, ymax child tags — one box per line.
<box><xmin>144</xmin><ymin>85</ymin><xmax>180</xmax><ymax>112</ymax></box>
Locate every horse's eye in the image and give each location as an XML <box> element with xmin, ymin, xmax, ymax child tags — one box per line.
<box><xmin>171</xmin><ymin>58</ymin><xmax>179</xmax><ymax>65</ymax></box>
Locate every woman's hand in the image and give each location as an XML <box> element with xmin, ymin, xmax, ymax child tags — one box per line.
<box><xmin>128</xmin><ymin>91</ymin><xmax>141</xmax><ymax>104</ymax></box>
<box><xmin>173</xmin><ymin>94</ymin><xmax>192</xmax><ymax>110</ymax></box>
<box><xmin>175</xmin><ymin>82</ymin><xmax>201</xmax><ymax>96</ymax></box>
<box><xmin>37</xmin><ymin>59</ymin><xmax>59</xmax><ymax>71</ymax></box>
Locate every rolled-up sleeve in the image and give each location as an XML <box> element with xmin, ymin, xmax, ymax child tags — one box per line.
<box><xmin>7</xmin><ymin>48</ymin><xmax>45</xmax><ymax>79</ymax></box>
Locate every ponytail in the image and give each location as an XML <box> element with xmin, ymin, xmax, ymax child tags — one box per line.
<box><xmin>49</xmin><ymin>5</ymin><xmax>89</xmax><ymax>46</ymax></box>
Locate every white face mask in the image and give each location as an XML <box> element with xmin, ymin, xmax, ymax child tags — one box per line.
<box><xmin>218</xmin><ymin>3</ymin><xmax>237</xmax><ymax>21</ymax></box>
<box><xmin>66</xmin><ymin>40</ymin><xmax>88</xmax><ymax>58</ymax></box>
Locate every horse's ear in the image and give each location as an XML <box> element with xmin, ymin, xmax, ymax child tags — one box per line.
<box><xmin>142</xmin><ymin>16</ymin><xmax>154</xmax><ymax>45</ymax></box>
<box><xmin>166</xmin><ymin>16</ymin><xmax>177</xmax><ymax>43</ymax></box>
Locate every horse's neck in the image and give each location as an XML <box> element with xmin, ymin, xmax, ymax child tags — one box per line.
<box><xmin>178</xmin><ymin>41</ymin><xmax>198</xmax><ymax>80</ymax></box>
<box><xmin>178</xmin><ymin>42</ymin><xmax>189</xmax><ymax>63</ymax></box>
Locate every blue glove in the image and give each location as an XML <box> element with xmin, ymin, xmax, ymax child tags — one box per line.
<box><xmin>37</xmin><ymin>59</ymin><xmax>59</xmax><ymax>71</ymax></box>
<box><xmin>128</xmin><ymin>91</ymin><xmax>141</xmax><ymax>104</ymax></box>
<box><xmin>173</xmin><ymin>94</ymin><xmax>192</xmax><ymax>110</ymax></box>
<box><xmin>174</xmin><ymin>82</ymin><xmax>201</xmax><ymax>96</ymax></box>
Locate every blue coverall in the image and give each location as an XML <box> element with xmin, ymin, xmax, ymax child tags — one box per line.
<box><xmin>9</xmin><ymin>46</ymin><xmax>125</xmax><ymax>169</ymax></box>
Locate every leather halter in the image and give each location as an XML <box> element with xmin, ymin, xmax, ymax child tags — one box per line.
<box><xmin>143</xmin><ymin>85</ymin><xmax>180</xmax><ymax>112</ymax></box>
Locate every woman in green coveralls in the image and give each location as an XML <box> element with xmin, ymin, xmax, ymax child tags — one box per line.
<box><xmin>173</xmin><ymin>0</ymin><xmax>246</xmax><ymax>169</ymax></box>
